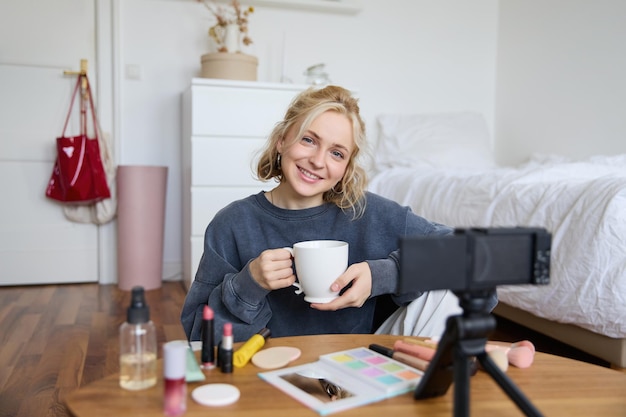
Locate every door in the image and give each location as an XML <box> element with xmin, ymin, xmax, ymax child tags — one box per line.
<box><xmin>0</xmin><ymin>0</ymin><xmax>99</xmax><ymax>285</ymax></box>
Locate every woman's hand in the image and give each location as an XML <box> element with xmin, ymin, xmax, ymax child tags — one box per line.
<box><xmin>312</xmin><ymin>261</ymin><xmax>372</xmax><ymax>311</ymax></box>
<box><xmin>249</xmin><ymin>248</ymin><xmax>296</xmax><ymax>291</ymax></box>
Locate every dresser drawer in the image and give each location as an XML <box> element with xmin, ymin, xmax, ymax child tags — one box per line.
<box><xmin>190</xmin><ymin>85</ymin><xmax>300</xmax><ymax>137</ymax></box>
<box><xmin>191</xmin><ymin>137</ymin><xmax>266</xmax><ymax>186</ymax></box>
<box><xmin>191</xmin><ymin>186</ymin><xmax>266</xmax><ymax>236</ymax></box>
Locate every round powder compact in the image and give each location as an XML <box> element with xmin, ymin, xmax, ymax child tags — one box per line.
<box><xmin>251</xmin><ymin>346</ymin><xmax>302</xmax><ymax>369</ymax></box>
<box><xmin>192</xmin><ymin>383</ymin><xmax>240</xmax><ymax>407</ymax></box>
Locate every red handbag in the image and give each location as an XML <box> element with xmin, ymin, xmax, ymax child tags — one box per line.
<box><xmin>46</xmin><ymin>75</ymin><xmax>111</xmax><ymax>203</ymax></box>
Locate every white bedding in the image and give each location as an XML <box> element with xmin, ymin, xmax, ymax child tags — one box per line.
<box><xmin>369</xmin><ymin>154</ymin><xmax>626</xmax><ymax>338</ymax></box>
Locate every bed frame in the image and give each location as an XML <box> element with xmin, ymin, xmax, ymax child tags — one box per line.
<box><xmin>494</xmin><ymin>302</ymin><xmax>626</xmax><ymax>369</ymax></box>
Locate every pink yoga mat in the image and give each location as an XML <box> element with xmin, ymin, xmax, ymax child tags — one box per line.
<box><xmin>116</xmin><ymin>165</ymin><xmax>168</xmax><ymax>291</ymax></box>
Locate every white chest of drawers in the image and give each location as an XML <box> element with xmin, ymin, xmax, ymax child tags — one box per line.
<box><xmin>182</xmin><ymin>78</ymin><xmax>307</xmax><ymax>289</ymax></box>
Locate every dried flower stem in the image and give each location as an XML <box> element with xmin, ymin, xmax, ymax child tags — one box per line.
<box><xmin>199</xmin><ymin>0</ymin><xmax>254</xmax><ymax>52</ymax></box>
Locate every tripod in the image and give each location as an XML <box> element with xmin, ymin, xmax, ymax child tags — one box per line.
<box><xmin>413</xmin><ymin>290</ymin><xmax>544</xmax><ymax>417</ymax></box>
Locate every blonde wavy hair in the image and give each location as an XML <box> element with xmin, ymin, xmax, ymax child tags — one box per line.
<box><xmin>256</xmin><ymin>85</ymin><xmax>368</xmax><ymax>218</ymax></box>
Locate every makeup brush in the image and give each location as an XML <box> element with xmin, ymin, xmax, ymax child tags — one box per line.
<box><xmin>393</xmin><ymin>340</ymin><xmax>436</xmax><ymax>361</ymax></box>
<box><xmin>487</xmin><ymin>348</ymin><xmax>509</xmax><ymax>372</ymax></box>
<box><xmin>403</xmin><ymin>338</ymin><xmax>536</xmax><ymax>369</ymax></box>
<box><xmin>512</xmin><ymin>340</ymin><xmax>536</xmax><ymax>354</ymax></box>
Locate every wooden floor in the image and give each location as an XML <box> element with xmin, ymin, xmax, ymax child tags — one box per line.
<box><xmin>0</xmin><ymin>281</ymin><xmax>613</xmax><ymax>417</ymax></box>
<box><xmin>0</xmin><ymin>281</ymin><xmax>188</xmax><ymax>417</ymax></box>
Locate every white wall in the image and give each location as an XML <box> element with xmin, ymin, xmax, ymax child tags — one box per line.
<box><xmin>4</xmin><ymin>0</ymin><xmax>623</xmax><ymax>285</ymax></box>
<box><xmin>495</xmin><ymin>0</ymin><xmax>626</xmax><ymax>165</ymax></box>
<box><xmin>117</xmin><ymin>0</ymin><xmax>499</xmax><ymax>281</ymax></box>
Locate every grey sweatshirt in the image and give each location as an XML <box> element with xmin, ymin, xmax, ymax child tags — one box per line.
<box><xmin>181</xmin><ymin>191</ymin><xmax>452</xmax><ymax>342</ymax></box>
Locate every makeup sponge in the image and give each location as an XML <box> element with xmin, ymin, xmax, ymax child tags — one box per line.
<box><xmin>507</xmin><ymin>346</ymin><xmax>534</xmax><ymax>368</ymax></box>
<box><xmin>251</xmin><ymin>346</ymin><xmax>301</xmax><ymax>369</ymax></box>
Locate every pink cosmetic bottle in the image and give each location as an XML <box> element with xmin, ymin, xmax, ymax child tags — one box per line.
<box><xmin>163</xmin><ymin>341</ymin><xmax>188</xmax><ymax>416</ymax></box>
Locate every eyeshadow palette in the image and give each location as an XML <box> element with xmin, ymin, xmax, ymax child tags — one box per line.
<box><xmin>319</xmin><ymin>347</ymin><xmax>422</xmax><ymax>395</ymax></box>
<box><xmin>258</xmin><ymin>347</ymin><xmax>423</xmax><ymax>415</ymax></box>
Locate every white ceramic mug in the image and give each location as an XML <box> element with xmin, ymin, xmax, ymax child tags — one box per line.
<box><xmin>284</xmin><ymin>240</ymin><xmax>349</xmax><ymax>303</ymax></box>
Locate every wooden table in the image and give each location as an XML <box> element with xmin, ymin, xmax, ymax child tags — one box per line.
<box><xmin>66</xmin><ymin>334</ymin><xmax>626</xmax><ymax>417</ymax></box>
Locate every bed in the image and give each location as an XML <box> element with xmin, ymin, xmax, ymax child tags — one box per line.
<box><xmin>368</xmin><ymin>111</ymin><xmax>626</xmax><ymax>368</ymax></box>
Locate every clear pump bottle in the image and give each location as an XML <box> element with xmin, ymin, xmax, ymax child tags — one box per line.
<box><xmin>119</xmin><ymin>286</ymin><xmax>157</xmax><ymax>390</ymax></box>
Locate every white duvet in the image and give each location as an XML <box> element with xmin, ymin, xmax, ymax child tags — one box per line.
<box><xmin>369</xmin><ymin>154</ymin><xmax>626</xmax><ymax>338</ymax></box>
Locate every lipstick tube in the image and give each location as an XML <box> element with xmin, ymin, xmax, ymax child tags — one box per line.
<box><xmin>163</xmin><ymin>341</ymin><xmax>187</xmax><ymax>416</ymax></box>
<box><xmin>201</xmin><ymin>305</ymin><xmax>215</xmax><ymax>369</ymax></box>
<box><xmin>233</xmin><ymin>328</ymin><xmax>271</xmax><ymax>368</ymax></box>
<box><xmin>219</xmin><ymin>322</ymin><xmax>233</xmax><ymax>373</ymax></box>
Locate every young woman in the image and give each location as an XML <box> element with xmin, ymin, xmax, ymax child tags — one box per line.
<box><xmin>181</xmin><ymin>85</ymin><xmax>460</xmax><ymax>342</ymax></box>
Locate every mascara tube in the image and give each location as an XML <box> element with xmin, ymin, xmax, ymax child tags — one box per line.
<box><xmin>201</xmin><ymin>305</ymin><xmax>215</xmax><ymax>369</ymax></box>
<box><xmin>233</xmin><ymin>328</ymin><xmax>271</xmax><ymax>368</ymax></box>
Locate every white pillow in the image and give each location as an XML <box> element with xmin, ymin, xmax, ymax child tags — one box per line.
<box><xmin>375</xmin><ymin>111</ymin><xmax>495</xmax><ymax>171</ymax></box>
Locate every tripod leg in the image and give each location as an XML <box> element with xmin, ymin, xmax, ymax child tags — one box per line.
<box><xmin>477</xmin><ymin>352</ymin><xmax>544</xmax><ymax>417</ymax></box>
<box><xmin>453</xmin><ymin>345</ymin><xmax>472</xmax><ymax>417</ymax></box>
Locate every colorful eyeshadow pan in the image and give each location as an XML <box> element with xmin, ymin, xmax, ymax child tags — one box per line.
<box><xmin>346</xmin><ymin>361</ymin><xmax>368</xmax><ymax>370</ymax></box>
<box><xmin>362</xmin><ymin>367</ymin><xmax>384</xmax><ymax>377</ymax></box>
<box><xmin>377</xmin><ymin>375</ymin><xmax>402</xmax><ymax>385</ymax></box>
<box><xmin>381</xmin><ymin>363</ymin><xmax>404</xmax><ymax>372</ymax></box>
<box><xmin>330</xmin><ymin>354</ymin><xmax>354</xmax><ymax>362</ymax></box>
<box><xmin>365</xmin><ymin>356</ymin><xmax>387</xmax><ymax>365</ymax></box>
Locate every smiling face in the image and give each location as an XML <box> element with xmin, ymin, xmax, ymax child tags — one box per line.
<box><xmin>275</xmin><ymin>110</ymin><xmax>354</xmax><ymax>209</ymax></box>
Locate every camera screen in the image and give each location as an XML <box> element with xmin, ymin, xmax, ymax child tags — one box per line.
<box><xmin>399</xmin><ymin>227</ymin><xmax>550</xmax><ymax>293</ymax></box>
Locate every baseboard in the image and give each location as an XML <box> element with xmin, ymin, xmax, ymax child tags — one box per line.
<box><xmin>162</xmin><ymin>261</ymin><xmax>183</xmax><ymax>282</ymax></box>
